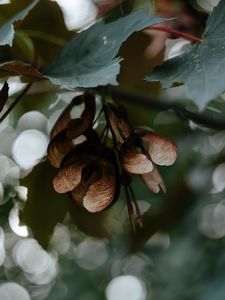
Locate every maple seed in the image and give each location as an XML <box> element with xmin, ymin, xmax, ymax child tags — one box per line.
<box><xmin>69</xmin><ymin>159</ymin><xmax>117</xmax><ymax>213</ymax></box>
<box><xmin>47</xmin><ymin>93</ymin><xmax>96</xmax><ymax>168</ymax></box>
<box><xmin>141</xmin><ymin>165</ymin><xmax>166</xmax><ymax>194</ymax></box>
<box><xmin>50</xmin><ymin>95</ymin><xmax>82</xmax><ymax>138</ymax></box>
<box><xmin>53</xmin><ymin>162</ymin><xmax>86</xmax><ymax>193</ymax></box>
<box><xmin>83</xmin><ymin>175</ymin><xmax>116</xmax><ymax>213</ymax></box>
<box><xmin>119</xmin><ymin>129</ymin><xmax>178</xmax><ymax>194</ymax></box>
<box><xmin>47</xmin><ymin>130</ymin><xmax>73</xmax><ymax>168</ymax></box>
<box><xmin>50</xmin><ymin>93</ymin><xmax>94</xmax><ymax>138</ymax></box>
<box><xmin>48</xmin><ymin>93</ymin><xmax>178</xmax><ymax>225</ymax></box>
<box><xmin>143</xmin><ymin>133</ymin><xmax>178</xmax><ymax>166</ymax></box>
<box><xmin>106</xmin><ymin>103</ymin><xmax>133</xmax><ymax>144</ymax></box>
<box><xmin>121</xmin><ymin>151</ymin><xmax>153</xmax><ymax>174</ymax></box>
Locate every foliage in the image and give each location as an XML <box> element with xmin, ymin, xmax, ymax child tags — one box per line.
<box><xmin>43</xmin><ymin>10</ymin><xmax>167</xmax><ymax>88</ymax></box>
<box><xmin>146</xmin><ymin>0</ymin><xmax>225</xmax><ymax>110</ymax></box>
<box><xmin>0</xmin><ymin>0</ymin><xmax>38</xmax><ymax>46</ymax></box>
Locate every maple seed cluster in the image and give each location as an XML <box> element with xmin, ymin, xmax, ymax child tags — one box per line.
<box><xmin>47</xmin><ymin>93</ymin><xmax>178</xmax><ymax>219</ymax></box>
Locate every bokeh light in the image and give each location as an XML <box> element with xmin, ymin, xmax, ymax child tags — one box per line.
<box><xmin>199</xmin><ymin>200</ymin><xmax>225</xmax><ymax>239</ymax></box>
<box><xmin>12</xmin><ymin>129</ymin><xmax>49</xmax><ymax>170</ymax></box>
<box><xmin>53</xmin><ymin>0</ymin><xmax>97</xmax><ymax>30</ymax></box>
<box><xmin>0</xmin><ymin>282</ymin><xmax>30</xmax><ymax>300</ymax></box>
<box><xmin>212</xmin><ymin>163</ymin><xmax>225</xmax><ymax>193</ymax></box>
<box><xmin>75</xmin><ymin>238</ymin><xmax>108</xmax><ymax>270</ymax></box>
<box><xmin>50</xmin><ymin>224</ymin><xmax>71</xmax><ymax>255</ymax></box>
<box><xmin>105</xmin><ymin>275</ymin><xmax>147</xmax><ymax>300</ymax></box>
<box><xmin>13</xmin><ymin>239</ymin><xmax>58</xmax><ymax>285</ymax></box>
<box><xmin>17</xmin><ymin>111</ymin><xmax>48</xmax><ymax>133</ymax></box>
<box><xmin>9</xmin><ymin>206</ymin><xmax>28</xmax><ymax>237</ymax></box>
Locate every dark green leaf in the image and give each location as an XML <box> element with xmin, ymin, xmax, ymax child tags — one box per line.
<box><xmin>0</xmin><ymin>0</ymin><xmax>39</xmax><ymax>47</ymax></box>
<box><xmin>43</xmin><ymin>10</ymin><xmax>168</xmax><ymax>88</ymax></box>
<box><xmin>146</xmin><ymin>0</ymin><xmax>225</xmax><ymax>110</ymax></box>
<box><xmin>21</xmin><ymin>161</ymin><xmax>69</xmax><ymax>249</ymax></box>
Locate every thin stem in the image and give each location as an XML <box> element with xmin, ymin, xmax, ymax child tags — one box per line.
<box><xmin>128</xmin><ymin>186</ymin><xmax>143</xmax><ymax>228</ymax></box>
<box><xmin>93</xmin><ymin>106</ymin><xmax>103</xmax><ymax>126</ymax></box>
<box><xmin>0</xmin><ymin>82</ymin><xmax>32</xmax><ymax>123</ymax></box>
<box><xmin>109</xmin><ymin>87</ymin><xmax>225</xmax><ymax>130</ymax></box>
<box><xmin>125</xmin><ymin>185</ymin><xmax>136</xmax><ymax>233</ymax></box>
<box><xmin>103</xmin><ymin>126</ymin><xmax>109</xmax><ymax>145</ymax></box>
<box><xmin>151</xmin><ymin>25</ymin><xmax>203</xmax><ymax>42</ymax></box>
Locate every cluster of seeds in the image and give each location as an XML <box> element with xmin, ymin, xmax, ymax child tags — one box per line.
<box><xmin>47</xmin><ymin>93</ymin><xmax>178</xmax><ymax>228</ymax></box>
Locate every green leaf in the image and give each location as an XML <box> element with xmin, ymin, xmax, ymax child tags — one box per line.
<box><xmin>0</xmin><ymin>0</ymin><xmax>39</xmax><ymax>47</ymax></box>
<box><xmin>146</xmin><ymin>0</ymin><xmax>225</xmax><ymax>110</ymax></box>
<box><xmin>43</xmin><ymin>10</ymin><xmax>168</xmax><ymax>89</ymax></box>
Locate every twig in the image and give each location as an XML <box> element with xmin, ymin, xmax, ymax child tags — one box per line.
<box><xmin>109</xmin><ymin>87</ymin><xmax>225</xmax><ymax>130</ymax></box>
<box><xmin>0</xmin><ymin>82</ymin><xmax>32</xmax><ymax>123</ymax></box>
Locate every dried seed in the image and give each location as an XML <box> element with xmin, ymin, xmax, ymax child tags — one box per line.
<box><xmin>50</xmin><ymin>94</ymin><xmax>83</xmax><ymax>138</ymax></box>
<box><xmin>143</xmin><ymin>133</ymin><xmax>178</xmax><ymax>166</ymax></box>
<box><xmin>121</xmin><ymin>150</ymin><xmax>153</xmax><ymax>174</ymax></box>
<box><xmin>141</xmin><ymin>165</ymin><xmax>166</xmax><ymax>193</ymax></box>
<box><xmin>83</xmin><ymin>175</ymin><xmax>116</xmax><ymax>213</ymax></box>
<box><xmin>47</xmin><ymin>130</ymin><xmax>73</xmax><ymax>168</ymax></box>
<box><xmin>106</xmin><ymin>103</ymin><xmax>132</xmax><ymax>144</ymax></box>
<box><xmin>53</xmin><ymin>162</ymin><xmax>86</xmax><ymax>193</ymax></box>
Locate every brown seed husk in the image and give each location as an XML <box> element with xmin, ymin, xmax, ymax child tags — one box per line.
<box><xmin>143</xmin><ymin>133</ymin><xmax>178</xmax><ymax>166</ymax></box>
<box><xmin>47</xmin><ymin>130</ymin><xmax>73</xmax><ymax>168</ymax></box>
<box><xmin>53</xmin><ymin>163</ymin><xmax>86</xmax><ymax>193</ymax></box>
<box><xmin>83</xmin><ymin>175</ymin><xmax>116</xmax><ymax>213</ymax></box>
<box><xmin>70</xmin><ymin>159</ymin><xmax>117</xmax><ymax>213</ymax></box>
<box><xmin>70</xmin><ymin>169</ymin><xmax>101</xmax><ymax>207</ymax></box>
<box><xmin>50</xmin><ymin>95</ymin><xmax>83</xmax><ymax>138</ymax></box>
<box><xmin>121</xmin><ymin>150</ymin><xmax>153</xmax><ymax>174</ymax></box>
<box><xmin>66</xmin><ymin>118</ymin><xmax>90</xmax><ymax>140</ymax></box>
<box><xmin>106</xmin><ymin>103</ymin><xmax>132</xmax><ymax>144</ymax></box>
<box><xmin>141</xmin><ymin>165</ymin><xmax>166</xmax><ymax>193</ymax></box>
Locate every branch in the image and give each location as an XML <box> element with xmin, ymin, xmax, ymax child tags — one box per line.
<box><xmin>109</xmin><ymin>87</ymin><xmax>225</xmax><ymax>130</ymax></box>
<box><xmin>0</xmin><ymin>82</ymin><xmax>32</xmax><ymax>123</ymax></box>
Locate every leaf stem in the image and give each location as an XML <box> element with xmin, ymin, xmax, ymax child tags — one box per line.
<box><xmin>151</xmin><ymin>25</ymin><xmax>203</xmax><ymax>43</ymax></box>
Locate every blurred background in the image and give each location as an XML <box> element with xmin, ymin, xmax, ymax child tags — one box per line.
<box><xmin>0</xmin><ymin>0</ymin><xmax>225</xmax><ymax>299</ymax></box>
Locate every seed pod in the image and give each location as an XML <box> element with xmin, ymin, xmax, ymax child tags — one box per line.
<box><xmin>106</xmin><ymin>103</ymin><xmax>133</xmax><ymax>144</ymax></box>
<box><xmin>82</xmin><ymin>174</ymin><xmax>116</xmax><ymax>213</ymax></box>
<box><xmin>50</xmin><ymin>94</ymin><xmax>84</xmax><ymax>139</ymax></box>
<box><xmin>121</xmin><ymin>150</ymin><xmax>153</xmax><ymax>174</ymax></box>
<box><xmin>66</xmin><ymin>93</ymin><xmax>96</xmax><ymax>139</ymax></box>
<box><xmin>50</xmin><ymin>93</ymin><xmax>95</xmax><ymax>139</ymax></box>
<box><xmin>120</xmin><ymin>138</ymin><xmax>153</xmax><ymax>174</ymax></box>
<box><xmin>47</xmin><ymin>130</ymin><xmax>73</xmax><ymax>168</ymax></box>
<box><xmin>142</xmin><ymin>132</ymin><xmax>178</xmax><ymax>166</ymax></box>
<box><xmin>70</xmin><ymin>160</ymin><xmax>117</xmax><ymax>213</ymax></box>
<box><xmin>53</xmin><ymin>162</ymin><xmax>86</xmax><ymax>193</ymax></box>
<box><xmin>141</xmin><ymin>165</ymin><xmax>166</xmax><ymax>193</ymax></box>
